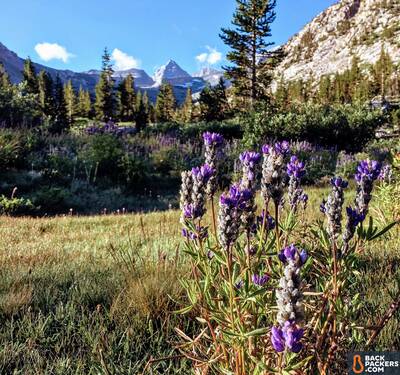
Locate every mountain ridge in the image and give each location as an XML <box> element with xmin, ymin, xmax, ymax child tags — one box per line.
<box><xmin>276</xmin><ymin>0</ymin><xmax>400</xmax><ymax>82</ymax></box>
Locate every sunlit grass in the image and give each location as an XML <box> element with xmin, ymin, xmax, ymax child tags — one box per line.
<box><xmin>0</xmin><ymin>186</ymin><xmax>398</xmax><ymax>373</ymax></box>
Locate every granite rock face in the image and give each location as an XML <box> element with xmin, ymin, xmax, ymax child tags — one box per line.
<box><xmin>276</xmin><ymin>0</ymin><xmax>400</xmax><ymax>81</ymax></box>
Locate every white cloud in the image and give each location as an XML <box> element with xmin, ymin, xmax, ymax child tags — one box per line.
<box><xmin>111</xmin><ymin>48</ymin><xmax>141</xmax><ymax>71</ymax></box>
<box><xmin>35</xmin><ymin>42</ymin><xmax>74</xmax><ymax>63</ymax></box>
<box><xmin>196</xmin><ymin>46</ymin><xmax>222</xmax><ymax>65</ymax></box>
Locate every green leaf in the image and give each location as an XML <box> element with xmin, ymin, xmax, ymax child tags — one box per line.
<box><xmin>244</xmin><ymin>327</ymin><xmax>268</xmax><ymax>337</ymax></box>
<box><xmin>368</xmin><ymin>220</ymin><xmax>398</xmax><ymax>241</ymax></box>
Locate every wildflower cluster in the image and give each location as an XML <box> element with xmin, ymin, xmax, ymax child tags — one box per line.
<box><xmin>178</xmin><ymin>138</ymin><xmax>394</xmax><ymax>374</ymax></box>
<box><xmin>85</xmin><ymin>120</ymin><xmax>136</xmax><ymax>136</ymax></box>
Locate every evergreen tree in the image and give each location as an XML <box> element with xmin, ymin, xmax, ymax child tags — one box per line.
<box><xmin>317</xmin><ymin>76</ymin><xmax>332</xmax><ymax>105</ymax></box>
<box><xmin>220</xmin><ymin>0</ymin><xmax>281</xmax><ymax>106</ymax></box>
<box><xmin>199</xmin><ymin>78</ymin><xmax>229</xmax><ymax>122</ymax></box>
<box><xmin>64</xmin><ymin>80</ymin><xmax>77</xmax><ymax>124</ymax></box>
<box><xmin>77</xmin><ymin>86</ymin><xmax>92</xmax><ymax>118</ymax></box>
<box><xmin>274</xmin><ymin>76</ymin><xmax>289</xmax><ymax>109</ymax></box>
<box><xmin>95</xmin><ymin>48</ymin><xmax>115</xmax><ymax>121</ymax></box>
<box><xmin>180</xmin><ymin>88</ymin><xmax>194</xmax><ymax>123</ymax></box>
<box><xmin>372</xmin><ymin>46</ymin><xmax>394</xmax><ymax>97</ymax></box>
<box><xmin>117</xmin><ymin>74</ymin><xmax>136</xmax><ymax>121</ymax></box>
<box><xmin>0</xmin><ymin>63</ymin><xmax>11</xmax><ymax>89</ymax></box>
<box><xmin>51</xmin><ymin>75</ymin><xmax>68</xmax><ymax>133</ymax></box>
<box><xmin>135</xmin><ymin>90</ymin><xmax>149</xmax><ymax>131</ymax></box>
<box><xmin>23</xmin><ymin>58</ymin><xmax>39</xmax><ymax>95</ymax></box>
<box><xmin>155</xmin><ymin>82</ymin><xmax>176</xmax><ymax>123</ymax></box>
<box><xmin>37</xmin><ymin>70</ymin><xmax>55</xmax><ymax>119</ymax></box>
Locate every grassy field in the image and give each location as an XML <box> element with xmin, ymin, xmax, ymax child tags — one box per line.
<box><xmin>0</xmin><ymin>186</ymin><xmax>398</xmax><ymax>374</ymax></box>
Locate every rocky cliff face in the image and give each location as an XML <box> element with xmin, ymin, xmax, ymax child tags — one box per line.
<box><xmin>276</xmin><ymin>0</ymin><xmax>400</xmax><ymax>81</ymax></box>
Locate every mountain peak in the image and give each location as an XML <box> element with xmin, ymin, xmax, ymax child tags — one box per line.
<box><xmin>153</xmin><ymin>60</ymin><xmax>191</xmax><ymax>86</ymax></box>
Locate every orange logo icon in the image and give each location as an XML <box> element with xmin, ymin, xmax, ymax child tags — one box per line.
<box><xmin>352</xmin><ymin>355</ymin><xmax>365</xmax><ymax>374</ymax></box>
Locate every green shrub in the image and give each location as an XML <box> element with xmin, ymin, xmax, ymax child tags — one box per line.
<box><xmin>79</xmin><ymin>134</ymin><xmax>124</xmax><ymax>179</ymax></box>
<box><xmin>0</xmin><ymin>195</ymin><xmax>36</xmax><ymax>216</ymax></box>
<box><xmin>242</xmin><ymin>103</ymin><xmax>385</xmax><ymax>151</ymax></box>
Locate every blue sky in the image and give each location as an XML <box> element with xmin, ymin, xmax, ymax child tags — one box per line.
<box><xmin>1</xmin><ymin>0</ymin><xmax>338</xmax><ymax>74</ymax></box>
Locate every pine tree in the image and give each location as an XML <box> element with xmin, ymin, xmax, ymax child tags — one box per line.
<box><xmin>23</xmin><ymin>58</ymin><xmax>39</xmax><ymax>95</ymax></box>
<box><xmin>77</xmin><ymin>86</ymin><xmax>92</xmax><ymax>118</ymax></box>
<box><xmin>64</xmin><ymin>80</ymin><xmax>77</xmax><ymax>125</ymax></box>
<box><xmin>274</xmin><ymin>76</ymin><xmax>289</xmax><ymax>109</ymax></box>
<box><xmin>37</xmin><ymin>70</ymin><xmax>55</xmax><ymax>118</ymax></box>
<box><xmin>117</xmin><ymin>74</ymin><xmax>136</xmax><ymax>121</ymax></box>
<box><xmin>181</xmin><ymin>88</ymin><xmax>193</xmax><ymax>123</ymax></box>
<box><xmin>95</xmin><ymin>48</ymin><xmax>115</xmax><ymax>121</ymax></box>
<box><xmin>220</xmin><ymin>0</ymin><xmax>281</xmax><ymax>106</ymax></box>
<box><xmin>51</xmin><ymin>75</ymin><xmax>68</xmax><ymax>133</ymax></box>
<box><xmin>372</xmin><ymin>46</ymin><xmax>394</xmax><ymax>97</ymax></box>
<box><xmin>199</xmin><ymin>78</ymin><xmax>229</xmax><ymax>122</ymax></box>
<box><xmin>317</xmin><ymin>76</ymin><xmax>332</xmax><ymax>105</ymax></box>
<box><xmin>135</xmin><ymin>90</ymin><xmax>150</xmax><ymax>131</ymax></box>
<box><xmin>0</xmin><ymin>63</ymin><xmax>11</xmax><ymax>88</ymax></box>
<box><xmin>155</xmin><ymin>82</ymin><xmax>176</xmax><ymax>123</ymax></box>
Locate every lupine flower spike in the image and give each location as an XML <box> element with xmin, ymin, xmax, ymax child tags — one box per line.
<box><xmin>323</xmin><ymin>177</ymin><xmax>348</xmax><ymax>240</ymax></box>
<box><xmin>272</xmin><ymin>244</ymin><xmax>307</xmax><ymax>353</ymax></box>
<box><xmin>203</xmin><ymin>132</ymin><xmax>224</xmax><ymax>197</ymax></box>
<box><xmin>261</xmin><ymin>141</ymin><xmax>290</xmax><ymax>207</ymax></box>
<box><xmin>287</xmin><ymin>155</ymin><xmax>306</xmax><ymax>212</ymax></box>
<box><xmin>218</xmin><ymin>184</ymin><xmax>252</xmax><ymax>249</ymax></box>
<box><xmin>239</xmin><ymin>151</ymin><xmax>261</xmax><ymax>232</ymax></box>
<box><xmin>179</xmin><ymin>171</ymin><xmax>193</xmax><ymax>223</ymax></box>
<box><xmin>191</xmin><ymin>164</ymin><xmax>214</xmax><ymax>220</ymax></box>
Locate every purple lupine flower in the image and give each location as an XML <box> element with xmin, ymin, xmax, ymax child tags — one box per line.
<box><xmin>183</xmin><ymin>204</ymin><xmax>198</xmax><ymax>219</ymax></box>
<box><xmin>354</xmin><ymin>159</ymin><xmax>381</xmax><ymax>217</ymax></box>
<box><xmin>330</xmin><ymin>177</ymin><xmax>348</xmax><ymax>189</ymax></box>
<box><xmin>282</xmin><ymin>321</ymin><xmax>304</xmax><ymax>353</ymax></box>
<box><xmin>355</xmin><ymin>159</ymin><xmax>381</xmax><ymax>182</ymax></box>
<box><xmin>278</xmin><ymin>244</ymin><xmax>307</xmax><ymax>265</ymax></box>
<box><xmin>191</xmin><ymin>164</ymin><xmax>215</xmax><ymax>219</ymax></box>
<box><xmin>346</xmin><ymin>207</ymin><xmax>365</xmax><ymax>227</ymax></box>
<box><xmin>192</xmin><ymin>164</ymin><xmax>214</xmax><ymax>183</ymax></box>
<box><xmin>203</xmin><ymin>132</ymin><xmax>224</xmax><ymax>196</ymax></box>
<box><xmin>202</xmin><ymin>132</ymin><xmax>224</xmax><ymax>146</ymax></box>
<box><xmin>252</xmin><ymin>273</ymin><xmax>270</xmax><ymax>286</ymax></box>
<box><xmin>342</xmin><ymin>206</ymin><xmax>366</xmax><ymax>252</ymax></box>
<box><xmin>220</xmin><ymin>184</ymin><xmax>252</xmax><ymax>209</ymax></box>
<box><xmin>287</xmin><ymin>156</ymin><xmax>306</xmax><ymax>179</ymax></box>
<box><xmin>271</xmin><ymin>326</ymin><xmax>285</xmax><ymax>352</ymax></box>
<box><xmin>240</xmin><ymin>151</ymin><xmax>261</xmax><ymax>169</ymax></box>
<box><xmin>275</xmin><ymin>141</ymin><xmax>291</xmax><ymax>156</ymax></box>
<box><xmin>181</xmin><ymin>228</ymin><xmax>189</xmax><ymax>238</ymax></box>
<box><xmin>218</xmin><ymin>184</ymin><xmax>252</xmax><ymax>249</ymax></box>
<box><xmin>287</xmin><ymin>156</ymin><xmax>306</xmax><ymax>212</ymax></box>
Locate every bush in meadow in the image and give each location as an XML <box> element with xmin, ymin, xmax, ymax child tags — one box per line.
<box><xmin>176</xmin><ymin>133</ymin><xmax>397</xmax><ymax>374</ymax></box>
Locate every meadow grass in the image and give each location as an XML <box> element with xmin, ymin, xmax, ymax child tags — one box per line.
<box><xmin>0</xmin><ymin>186</ymin><xmax>398</xmax><ymax>374</ymax></box>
